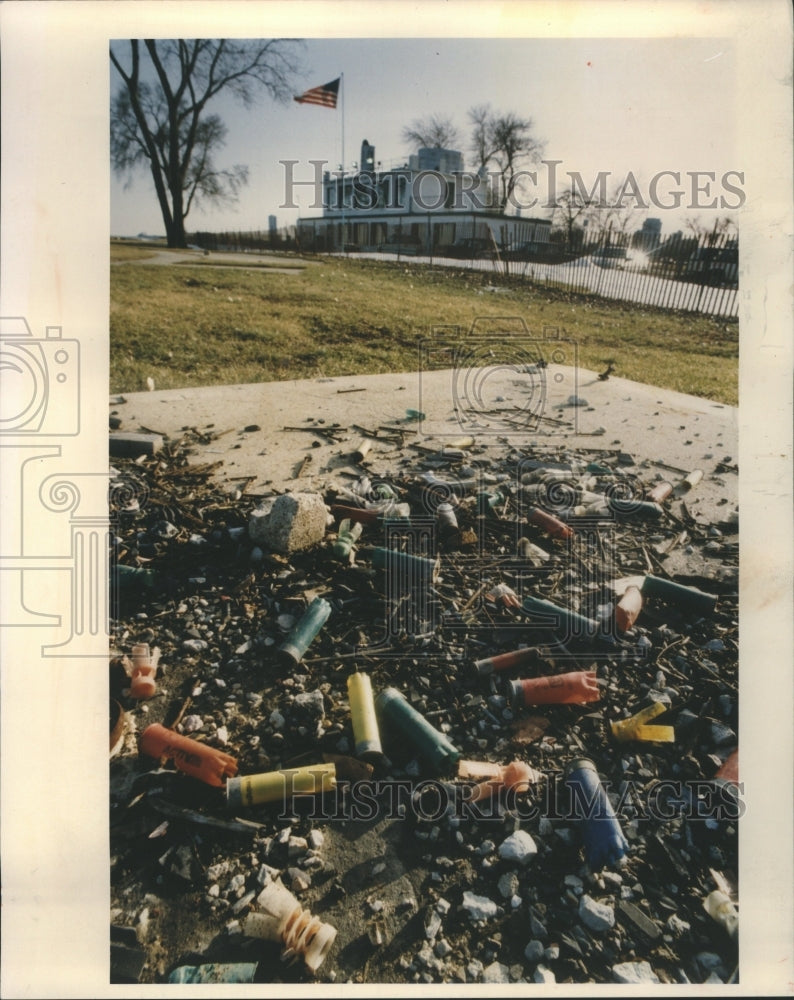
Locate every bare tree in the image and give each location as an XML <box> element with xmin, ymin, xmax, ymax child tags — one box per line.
<box><xmin>110</xmin><ymin>39</ymin><xmax>304</xmax><ymax>247</ymax></box>
<box><xmin>684</xmin><ymin>214</ymin><xmax>737</xmax><ymax>244</ymax></box>
<box><xmin>551</xmin><ymin>189</ymin><xmax>590</xmax><ymax>249</ymax></box>
<box><xmin>466</xmin><ymin>104</ymin><xmax>544</xmax><ymax>211</ymax></box>
<box><xmin>401</xmin><ymin>114</ymin><xmax>462</xmax><ymax>150</ymax></box>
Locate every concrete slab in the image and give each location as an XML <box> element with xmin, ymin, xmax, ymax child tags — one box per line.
<box><xmin>110</xmin><ymin>365</ymin><xmax>737</xmax><ymax>525</ymax></box>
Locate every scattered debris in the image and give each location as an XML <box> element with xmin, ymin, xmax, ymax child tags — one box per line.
<box><xmin>109</xmin><ymin>422</ymin><xmax>739</xmax><ymax>986</ymax></box>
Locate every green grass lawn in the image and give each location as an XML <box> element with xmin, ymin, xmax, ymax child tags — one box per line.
<box><xmin>110</xmin><ymin>250</ymin><xmax>738</xmax><ymax>404</ymax></box>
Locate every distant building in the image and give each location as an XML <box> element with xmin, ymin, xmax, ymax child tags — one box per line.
<box><xmin>297</xmin><ymin>139</ymin><xmax>551</xmax><ymax>256</ymax></box>
<box><xmin>633</xmin><ymin>217</ymin><xmax>662</xmax><ymax>251</ymax></box>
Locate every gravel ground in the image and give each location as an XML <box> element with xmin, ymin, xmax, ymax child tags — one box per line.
<box><xmin>109</xmin><ymin>425</ymin><xmax>739</xmax><ymax>987</ymax></box>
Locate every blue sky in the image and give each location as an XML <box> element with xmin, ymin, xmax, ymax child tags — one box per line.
<box><xmin>110</xmin><ymin>35</ymin><xmax>737</xmax><ymax>238</ymax></box>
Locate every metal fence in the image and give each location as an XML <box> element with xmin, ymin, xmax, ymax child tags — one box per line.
<box><xmin>354</xmin><ymin>231</ymin><xmax>740</xmax><ymax>319</ymax></box>
<box><xmin>482</xmin><ymin>232</ymin><xmax>739</xmax><ymax>319</ymax></box>
<box><xmin>191</xmin><ymin>223</ymin><xmax>739</xmax><ymax>320</ymax></box>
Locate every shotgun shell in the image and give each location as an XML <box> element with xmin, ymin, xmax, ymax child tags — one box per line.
<box><xmin>509</xmin><ymin>670</ymin><xmax>600</xmax><ymax>707</ymax></box>
<box><xmin>676</xmin><ymin>468</ymin><xmax>704</xmax><ymax>494</ymax></box>
<box><xmin>565</xmin><ymin>758</ymin><xmax>629</xmax><ymax>869</ymax></box>
<box><xmin>129</xmin><ymin>642</ymin><xmax>159</xmax><ymax>699</ymax></box>
<box><xmin>646</xmin><ymin>480</ymin><xmax>673</xmax><ymax>503</ymax></box>
<box><xmin>371</xmin><ymin>547</ymin><xmax>440</xmax><ymax>585</ymax></box>
<box><xmin>331</xmin><ymin>504</ymin><xmax>380</xmax><ymax>525</ymax></box>
<box><xmin>458</xmin><ymin>759</ymin><xmax>542</xmax><ymax>802</ymax></box>
<box><xmin>278</xmin><ymin>597</ymin><xmax>332</xmax><ymax>666</ymax></box>
<box><xmin>420</xmin><ymin>472</ymin><xmax>476</xmax><ymax>496</ymax></box>
<box><xmin>517</xmin><ymin>537</ymin><xmax>551</xmax><ymax>563</ymax></box>
<box><xmin>226</xmin><ymin>763</ymin><xmax>336</xmax><ymax>809</ymax></box>
<box><xmin>352</xmin><ymin>437</ymin><xmax>373</xmax><ymax>462</ymax></box>
<box><xmin>610</xmin><ymin>701</ymin><xmax>675</xmax><ymax>742</ymax></box>
<box><xmin>347</xmin><ymin>672</ymin><xmax>383</xmax><ymax>759</ymax></box>
<box><xmin>608</xmin><ymin>498</ymin><xmax>664</xmax><ymax>519</ymax></box>
<box><xmin>715</xmin><ymin>749</ymin><xmax>738</xmax><ymax>784</ymax></box>
<box><xmin>330</xmin><ymin>519</ymin><xmax>363</xmax><ymax>561</ymax></box>
<box><xmin>641</xmin><ymin>574</ymin><xmax>717</xmax><ymax>616</ymax></box>
<box><xmin>139</xmin><ymin>723</ymin><xmax>238</xmax><ymax>787</ymax></box>
<box><xmin>526</xmin><ymin>506</ymin><xmax>574</xmax><ymax>540</ymax></box>
<box><xmin>473</xmin><ymin>645</ymin><xmax>537</xmax><ymax>676</ymax></box>
<box><xmin>244</xmin><ymin>878</ymin><xmax>337</xmax><ymax>972</ymax></box>
<box><xmin>168</xmin><ymin>964</ymin><xmax>259</xmax><ymax>985</ymax></box>
<box><xmin>522</xmin><ymin>595</ymin><xmax>600</xmax><ymax>639</ymax></box>
<box><xmin>436</xmin><ymin>502</ymin><xmax>461</xmax><ymax>545</ymax></box>
<box><xmin>615</xmin><ymin>585</ymin><xmax>643</xmax><ymax>632</ymax></box>
<box><xmin>477</xmin><ymin>490</ymin><xmax>504</xmax><ymax>516</ymax></box>
<box><xmin>374</xmin><ymin>686</ymin><xmax>460</xmax><ymax>775</ymax></box>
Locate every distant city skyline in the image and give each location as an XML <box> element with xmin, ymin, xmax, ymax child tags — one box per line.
<box><xmin>111</xmin><ymin>36</ymin><xmax>739</xmax><ymax>239</ymax></box>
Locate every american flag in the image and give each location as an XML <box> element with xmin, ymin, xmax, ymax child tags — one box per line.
<box><xmin>293</xmin><ymin>77</ymin><xmax>340</xmax><ymax>109</ymax></box>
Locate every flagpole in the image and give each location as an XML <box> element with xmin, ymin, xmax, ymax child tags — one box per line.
<box><xmin>340</xmin><ymin>72</ymin><xmax>346</xmax><ymax>255</ymax></box>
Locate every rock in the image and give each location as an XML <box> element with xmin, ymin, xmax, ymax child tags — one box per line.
<box><xmin>462</xmin><ymin>891</ymin><xmax>499</xmax><ymax>921</ymax></box>
<box><xmin>308</xmin><ymin>829</ymin><xmax>325</xmax><ymax>850</ymax></box>
<box><xmin>286</xmin><ymin>867</ymin><xmax>311</xmax><ymax>892</ymax></box>
<box><xmin>424</xmin><ymin>908</ymin><xmax>442</xmax><ymax>939</ymax></box>
<box><xmin>533</xmin><ymin>964</ymin><xmax>556</xmax><ymax>984</ymax></box>
<box><xmin>524</xmin><ymin>939</ymin><xmax>544</xmax><ymax>962</ymax></box>
<box><xmin>466</xmin><ymin>959</ymin><xmax>484</xmax><ymax>982</ymax></box>
<box><xmin>182</xmin><ymin>639</ymin><xmax>208</xmax><ymax>654</ymax></box>
<box><xmin>528</xmin><ymin>908</ymin><xmax>547</xmax><ymax>939</ymax></box>
<box><xmin>287</xmin><ymin>836</ymin><xmax>308</xmax><ymax>858</ymax></box>
<box><xmin>695</xmin><ymin>952</ymin><xmax>726</xmax><ymax>977</ymax></box>
<box><xmin>482</xmin><ymin>961</ymin><xmax>511</xmax><ymax>983</ymax></box>
<box><xmin>617</xmin><ymin>899</ymin><xmax>662</xmax><ymax>940</ymax></box>
<box><xmin>293</xmin><ymin>689</ymin><xmax>326</xmax><ymax>721</ymax></box>
<box><xmin>181</xmin><ymin>713</ymin><xmax>203</xmax><ymax>733</ymax></box>
<box><xmin>498</xmin><ymin>830</ymin><xmax>537</xmax><ymax>865</ymax></box>
<box><xmin>249</xmin><ymin>492</ymin><xmax>327</xmax><ymax>553</ymax></box>
<box><xmin>435</xmin><ymin>939</ymin><xmax>452</xmax><ymax>958</ymax></box>
<box><xmin>612</xmin><ymin>961</ymin><xmax>660</xmax><ymax>984</ymax></box>
<box><xmin>579</xmin><ymin>895</ymin><xmax>615</xmax><ymax>933</ymax></box>
<box><xmin>497</xmin><ymin>872</ymin><xmax>519</xmax><ymax>899</ymax></box>
<box><xmin>666</xmin><ymin>913</ymin><xmax>690</xmax><ymax>938</ymax></box>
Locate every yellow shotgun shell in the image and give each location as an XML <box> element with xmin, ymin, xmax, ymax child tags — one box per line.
<box><xmin>226</xmin><ymin>763</ymin><xmax>336</xmax><ymax>809</ymax></box>
<box><xmin>347</xmin><ymin>672</ymin><xmax>383</xmax><ymax>759</ymax></box>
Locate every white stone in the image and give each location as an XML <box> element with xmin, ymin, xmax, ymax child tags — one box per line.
<box><xmin>613</xmin><ymin>961</ymin><xmax>661</xmax><ymax>984</ymax></box>
<box><xmin>249</xmin><ymin>492</ymin><xmax>328</xmax><ymax>553</ymax></box>
<box><xmin>287</xmin><ymin>836</ymin><xmax>308</xmax><ymax>858</ymax></box>
<box><xmin>498</xmin><ymin>830</ymin><xmax>538</xmax><ymax>865</ymax></box>
<box><xmin>467</xmin><ymin>959</ymin><xmax>484</xmax><ymax>981</ymax></box>
<box><xmin>579</xmin><ymin>894</ymin><xmax>615</xmax><ymax>933</ymax></box>
<box><xmin>533</xmin><ymin>964</ymin><xmax>556</xmax><ymax>984</ymax></box>
<box><xmin>181</xmin><ymin>714</ymin><xmax>203</xmax><ymax>733</ymax></box>
<box><xmin>462</xmin><ymin>891</ymin><xmax>499</xmax><ymax>921</ymax></box>
<box><xmin>482</xmin><ymin>961</ymin><xmax>511</xmax><ymax>984</ymax></box>
<box><xmin>308</xmin><ymin>829</ymin><xmax>325</xmax><ymax>850</ymax></box>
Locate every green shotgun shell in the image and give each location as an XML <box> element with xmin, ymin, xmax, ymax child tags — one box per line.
<box><xmin>278</xmin><ymin>597</ymin><xmax>332</xmax><ymax>665</ymax></box>
<box><xmin>640</xmin><ymin>574</ymin><xmax>717</xmax><ymax>616</ymax></box>
<box><xmin>371</xmin><ymin>547</ymin><xmax>440</xmax><ymax>584</ymax></box>
<box><xmin>374</xmin><ymin>686</ymin><xmax>460</xmax><ymax>775</ymax></box>
<box><xmin>522</xmin><ymin>595</ymin><xmax>600</xmax><ymax>639</ymax></box>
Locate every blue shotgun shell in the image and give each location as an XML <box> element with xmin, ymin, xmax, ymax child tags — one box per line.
<box><xmin>565</xmin><ymin>757</ymin><xmax>629</xmax><ymax>869</ymax></box>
